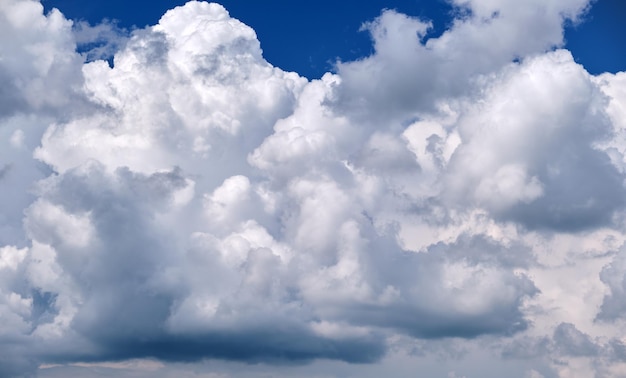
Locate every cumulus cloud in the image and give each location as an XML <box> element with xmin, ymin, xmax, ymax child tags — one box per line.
<box><xmin>445</xmin><ymin>50</ymin><xmax>624</xmax><ymax>231</ymax></box>
<box><xmin>1</xmin><ymin>0</ymin><xmax>626</xmax><ymax>377</ymax></box>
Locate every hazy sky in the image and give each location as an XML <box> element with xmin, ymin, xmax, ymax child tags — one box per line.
<box><xmin>1</xmin><ymin>0</ymin><xmax>626</xmax><ymax>377</ymax></box>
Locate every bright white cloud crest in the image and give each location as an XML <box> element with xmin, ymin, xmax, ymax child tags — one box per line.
<box><xmin>1</xmin><ymin>0</ymin><xmax>626</xmax><ymax>376</ymax></box>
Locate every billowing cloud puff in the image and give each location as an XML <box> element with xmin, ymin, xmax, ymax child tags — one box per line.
<box><xmin>445</xmin><ymin>51</ymin><xmax>623</xmax><ymax>231</ymax></box>
<box><xmin>1</xmin><ymin>0</ymin><xmax>626</xmax><ymax>377</ymax></box>
<box><xmin>0</xmin><ymin>0</ymin><xmax>82</xmax><ymax>116</ymax></box>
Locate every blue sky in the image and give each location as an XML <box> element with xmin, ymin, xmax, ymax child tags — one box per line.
<box><xmin>41</xmin><ymin>0</ymin><xmax>626</xmax><ymax>78</ymax></box>
<box><xmin>3</xmin><ymin>1</ymin><xmax>626</xmax><ymax>377</ymax></box>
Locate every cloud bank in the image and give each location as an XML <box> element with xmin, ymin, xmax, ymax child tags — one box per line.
<box><xmin>1</xmin><ymin>0</ymin><xmax>626</xmax><ymax>376</ymax></box>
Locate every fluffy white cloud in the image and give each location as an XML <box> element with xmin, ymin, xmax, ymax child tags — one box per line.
<box><xmin>1</xmin><ymin>0</ymin><xmax>626</xmax><ymax>377</ymax></box>
<box><xmin>0</xmin><ymin>0</ymin><xmax>86</xmax><ymax>249</ymax></box>
<box><xmin>444</xmin><ymin>50</ymin><xmax>623</xmax><ymax>231</ymax></box>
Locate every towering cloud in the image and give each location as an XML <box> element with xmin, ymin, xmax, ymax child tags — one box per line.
<box><xmin>1</xmin><ymin>0</ymin><xmax>625</xmax><ymax>377</ymax></box>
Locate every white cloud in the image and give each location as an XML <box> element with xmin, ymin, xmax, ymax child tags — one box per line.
<box><xmin>443</xmin><ymin>50</ymin><xmax>623</xmax><ymax>231</ymax></box>
<box><xmin>1</xmin><ymin>0</ymin><xmax>626</xmax><ymax>377</ymax></box>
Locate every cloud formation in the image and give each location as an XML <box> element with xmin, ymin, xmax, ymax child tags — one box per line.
<box><xmin>1</xmin><ymin>0</ymin><xmax>626</xmax><ymax>377</ymax></box>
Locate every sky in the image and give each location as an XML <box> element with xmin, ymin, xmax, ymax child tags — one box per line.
<box><xmin>1</xmin><ymin>0</ymin><xmax>626</xmax><ymax>377</ymax></box>
<box><xmin>40</xmin><ymin>0</ymin><xmax>626</xmax><ymax>78</ymax></box>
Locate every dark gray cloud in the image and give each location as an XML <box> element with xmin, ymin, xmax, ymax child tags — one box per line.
<box><xmin>0</xmin><ymin>72</ymin><xmax>28</xmax><ymax>119</ymax></box>
<box><xmin>44</xmin><ymin>326</ymin><xmax>385</xmax><ymax>366</ymax></box>
<box><xmin>553</xmin><ymin>323</ymin><xmax>599</xmax><ymax>357</ymax></box>
<box><xmin>501</xmin><ymin>336</ymin><xmax>552</xmax><ymax>360</ymax></box>
<box><xmin>596</xmin><ymin>249</ymin><xmax>626</xmax><ymax>321</ymax></box>
<box><xmin>0</xmin><ymin>349</ymin><xmax>38</xmax><ymax>378</ymax></box>
<box><xmin>0</xmin><ymin>164</ymin><xmax>11</xmax><ymax>180</ymax></box>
